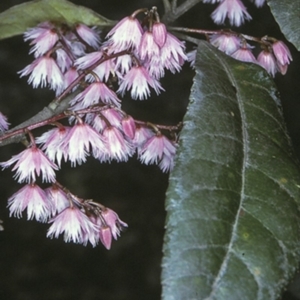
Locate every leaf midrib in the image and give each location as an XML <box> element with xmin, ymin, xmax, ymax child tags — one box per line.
<box><xmin>204</xmin><ymin>44</ymin><xmax>252</xmax><ymax>299</ymax></box>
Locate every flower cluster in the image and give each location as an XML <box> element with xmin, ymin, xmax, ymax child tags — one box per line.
<box><xmin>1</xmin><ymin>8</ymin><xmax>182</xmax><ymax>248</ymax></box>
<box><xmin>208</xmin><ymin>33</ymin><xmax>292</xmax><ymax>76</ymax></box>
<box><xmin>0</xmin><ymin>5</ymin><xmax>293</xmax><ymax>249</ymax></box>
<box><xmin>7</xmin><ymin>182</ymin><xmax>127</xmax><ymax>249</ymax></box>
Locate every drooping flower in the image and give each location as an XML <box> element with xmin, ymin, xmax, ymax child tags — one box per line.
<box><xmin>75</xmin><ymin>51</ymin><xmax>103</xmax><ymax>70</ymax></box>
<box><xmin>132</xmin><ymin>126</ymin><xmax>155</xmax><ymax>150</ymax></box>
<box><xmin>47</xmin><ymin>205</ymin><xmax>99</xmax><ymax>246</ymax></box>
<box><xmin>36</xmin><ymin>126</ymin><xmax>70</xmax><ymax>167</ymax></box>
<box><xmin>231</xmin><ymin>46</ymin><xmax>256</xmax><ymax>63</ymax></box>
<box><xmin>75</xmin><ymin>24</ymin><xmax>100</xmax><ymax>49</ymax></box>
<box><xmin>139</xmin><ymin>31</ymin><xmax>160</xmax><ymax>61</ymax></box>
<box><xmin>138</xmin><ymin>133</ymin><xmax>176</xmax><ymax>172</ymax></box>
<box><xmin>45</xmin><ymin>184</ymin><xmax>70</xmax><ymax>216</ymax></box>
<box><xmin>147</xmin><ymin>32</ymin><xmax>187</xmax><ymax>78</ymax></box>
<box><xmin>211</xmin><ymin>0</ymin><xmax>252</xmax><ymax>27</ymax></box>
<box><xmin>62</xmin><ymin>67</ymin><xmax>79</xmax><ymax>92</ymax></box>
<box><xmin>257</xmin><ymin>50</ymin><xmax>277</xmax><ymax>77</ymax></box>
<box><xmin>61</xmin><ymin>123</ymin><xmax>106</xmax><ymax>166</ymax></box>
<box><xmin>0</xmin><ymin>111</ymin><xmax>10</xmax><ymax>131</ymax></box>
<box><xmin>210</xmin><ymin>34</ymin><xmax>241</xmax><ymax>55</ymax></box>
<box><xmin>1</xmin><ymin>145</ymin><xmax>58</xmax><ymax>183</ymax></box>
<box><xmin>106</xmin><ymin>16</ymin><xmax>143</xmax><ymax>52</ymax></box>
<box><xmin>97</xmin><ymin>126</ymin><xmax>134</xmax><ymax>162</ymax></box>
<box><xmin>114</xmin><ymin>54</ymin><xmax>132</xmax><ymax>75</ymax></box>
<box><xmin>117</xmin><ymin>66</ymin><xmax>163</xmax><ymax>100</ymax></box>
<box><xmin>19</xmin><ymin>56</ymin><xmax>64</xmax><ymax>93</ymax></box>
<box><xmin>24</xmin><ymin>22</ymin><xmax>59</xmax><ymax>57</ymax></box>
<box><xmin>71</xmin><ymin>82</ymin><xmax>121</xmax><ymax>109</ymax></box>
<box><xmin>8</xmin><ymin>183</ymin><xmax>52</xmax><ymax>222</ymax></box>
<box><xmin>101</xmin><ymin>208</ymin><xmax>128</xmax><ymax>240</ymax></box>
<box><xmin>55</xmin><ymin>48</ymin><xmax>73</xmax><ymax>73</ymax></box>
<box><xmin>272</xmin><ymin>40</ymin><xmax>292</xmax><ymax>67</ymax></box>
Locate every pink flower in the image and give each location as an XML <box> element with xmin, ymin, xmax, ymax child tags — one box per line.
<box><xmin>133</xmin><ymin>126</ymin><xmax>154</xmax><ymax>149</ymax></box>
<box><xmin>62</xmin><ymin>67</ymin><xmax>79</xmax><ymax>92</ymax></box>
<box><xmin>231</xmin><ymin>46</ymin><xmax>256</xmax><ymax>63</ymax></box>
<box><xmin>0</xmin><ymin>111</ymin><xmax>9</xmax><ymax>131</ymax></box>
<box><xmin>61</xmin><ymin>123</ymin><xmax>106</xmax><ymax>166</ymax></box>
<box><xmin>89</xmin><ymin>59</ymin><xmax>115</xmax><ymax>82</ymax></box>
<box><xmin>139</xmin><ymin>133</ymin><xmax>176</xmax><ymax>172</ymax></box>
<box><xmin>75</xmin><ymin>51</ymin><xmax>103</xmax><ymax>70</ymax></box>
<box><xmin>8</xmin><ymin>183</ymin><xmax>51</xmax><ymax>222</ymax></box>
<box><xmin>19</xmin><ymin>56</ymin><xmax>64</xmax><ymax>93</ymax></box>
<box><xmin>253</xmin><ymin>0</ymin><xmax>265</xmax><ymax>7</ymax></box>
<box><xmin>45</xmin><ymin>185</ymin><xmax>70</xmax><ymax>216</ymax></box>
<box><xmin>257</xmin><ymin>51</ymin><xmax>277</xmax><ymax>77</ymax></box>
<box><xmin>210</xmin><ymin>34</ymin><xmax>240</xmax><ymax>55</ymax></box>
<box><xmin>272</xmin><ymin>40</ymin><xmax>292</xmax><ymax>66</ymax></box>
<box><xmin>47</xmin><ymin>205</ymin><xmax>98</xmax><ymax>246</ymax></box>
<box><xmin>211</xmin><ymin>0</ymin><xmax>252</xmax><ymax>27</ymax></box>
<box><xmin>106</xmin><ymin>16</ymin><xmax>143</xmax><ymax>52</ymax></box>
<box><xmin>71</xmin><ymin>82</ymin><xmax>121</xmax><ymax>109</ymax></box>
<box><xmin>75</xmin><ymin>51</ymin><xmax>114</xmax><ymax>82</ymax></box>
<box><xmin>55</xmin><ymin>48</ymin><xmax>73</xmax><ymax>72</ymax></box>
<box><xmin>98</xmin><ymin>126</ymin><xmax>134</xmax><ymax>162</ymax></box>
<box><xmin>75</xmin><ymin>24</ymin><xmax>100</xmax><ymax>49</ymax></box>
<box><xmin>101</xmin><ymin>208</ymin><xmax>128</xmax><ymax>240</ymax></box>
<box><xmin>87</xmin><ymin>108</ymin><xmax>122</xmax><ymax>132</ymax></box>
<box><xmin>139</xmin><ymin>31</ymin><xmax>160</xmax><ymax>61</ymax></box>
<box><xmin>1</xmin><ymin>146</ymin><xmax>58</xmax><ymax>183</ymax></box>
<box><xmin>114</xmin><ymin>54</ymin><xmax>132</xmax><ymax>74</ymax></box>
<box><xmin>148</xmin><ymin>32</ymin><xmax>187</xmax><ymax>77</ymax></box>
<box><xmin>117</xmin><ymin>66</ymin><xmax>163</xmax><ymax>100</ymax></box>
<box><xmin>24</xmin><ymin>22</ymin><xmax>59</xmax><ymax>57</ymax></box>
<box><xmin>152</xmin><ymin>22</ymin><xmax>167</xmax><ymax>48</ymax></box>
<box><xmin>36</xmin><ymin>126</ymin><xmax>70</xmax><ymax>167</ymax></box>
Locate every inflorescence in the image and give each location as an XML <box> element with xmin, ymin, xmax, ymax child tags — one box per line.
<box><xmin>0</xmin><ymin>4</ymin><xmax>293</xmax><ymax>248</ymax></box>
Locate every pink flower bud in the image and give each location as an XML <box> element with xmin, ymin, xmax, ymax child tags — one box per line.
<box><xmin>122</xmin><ymin>115</ymin><xmax>136</xmax><ymax>140</ymax></box>
<box><xmin>152</xmin><ymin>22</ymin><xmax>167</xmax><ymax>48</ymax></box>
<box><xmin>272</xmin><ymin>40</ymin><xmax>292</xmax><ymax>66</ymax></box>
<box><xmin>99</xmin><ymin>226</ymin><xmax>112</xmax><ymax>250</ymax></box>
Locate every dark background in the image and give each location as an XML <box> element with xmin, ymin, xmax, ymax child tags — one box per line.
<box><xmin>0</xmin><ymin>1</ymin><xmax>299</xmax><ymax>299</ymax></box>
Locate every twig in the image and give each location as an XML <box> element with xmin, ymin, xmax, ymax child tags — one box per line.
<box><xmin>162</xmin><ymin>0</ymin><xmax>172</xmax><ymax>13</ymax></box>
<box><xmin>0</xmin><ymin>91</ymin><xmax>79</xmax><ymax>147</ymax></box>
<box><xmin>171</xmin><ymin>0</ymin><xmax>178</xmax><ymax>12</ymax></box>
<box><xmin>162</xmin><ymin>0</ymin><xmax>202</xmax><ymax>24</ymax></box>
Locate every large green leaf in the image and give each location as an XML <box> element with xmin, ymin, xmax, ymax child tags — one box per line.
<box><xmin>0</xmin><ymin>0</ymin><xmax>115</xmax><ymax>40</ymax></box>
<box><xmin>267</xmin><ymin>0</ymin><xmax>300</xmax><ymax>50</ymax></box>
<box><xmin>162</xmin><ymin>40</ymin><xmax>300</xmax><ymax>300</ymax></box>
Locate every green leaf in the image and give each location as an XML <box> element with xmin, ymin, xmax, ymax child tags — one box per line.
<box><xmin>0</xmin><ymin>0</ymin><xmax>115</xmax><ymax>40</ymax></box>
<box><xmin>162</xmin><ymin>41</ymin><xmax>300</xmax><ymax>300</ymax></box>
<box><xmin>267</xmin><ymin>0</ymin><xmax>300</xmax><ymax>50</ymax></box>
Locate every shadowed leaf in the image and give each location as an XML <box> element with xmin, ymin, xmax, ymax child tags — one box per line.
<box><xmin>0</xmin><ymin>0</ymin><xmax>115</xmax><ymax>40</ymax></box>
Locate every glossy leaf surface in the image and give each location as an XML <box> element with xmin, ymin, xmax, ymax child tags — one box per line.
<box><xmin>162</xmin><ymin>40</ymin><xmax>300</xmax><ymax>300</ymax></box>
